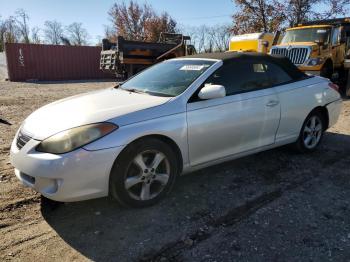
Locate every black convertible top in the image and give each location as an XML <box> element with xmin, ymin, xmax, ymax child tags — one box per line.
<box><xmin>186</xmin><ymin>52</ymin><xmax>307</xmax><ymax>80</ymax></box>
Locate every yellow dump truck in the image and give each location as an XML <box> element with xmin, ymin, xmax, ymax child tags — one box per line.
<box><xmin>229</xmin><ymin>32</ymin><xmax>278</xmax><ymax>53</ymax></box>
<box><xmin>270</xmin><ymin>18</ymin><xmax>350</xmax><ymax>95</ymax></box>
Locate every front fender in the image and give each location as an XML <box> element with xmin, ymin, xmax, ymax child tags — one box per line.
<box><xmin>83</xmin><ymin>112</ymin><xmax>189</xmax><ymax>166</ymax></box>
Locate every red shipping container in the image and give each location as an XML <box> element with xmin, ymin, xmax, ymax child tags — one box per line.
<box><xmin>5</xmin><ymin>43</ymin><xmax>114</xmax><ymax>81</ymax></box>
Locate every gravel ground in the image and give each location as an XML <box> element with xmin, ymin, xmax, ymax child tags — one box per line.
<box><xmin>0</xmin><ymin>80</ymin><xmax>349</xmax><ymax>262</ymax></box>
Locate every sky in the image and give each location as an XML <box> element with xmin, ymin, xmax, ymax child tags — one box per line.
<box><xmin>0</xmin><ymin>0</ymin><xmax>236</xmax><ymax>44</ymax></box>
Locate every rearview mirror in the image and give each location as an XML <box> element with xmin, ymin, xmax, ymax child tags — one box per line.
<box><xmin>198</xmin><ymin>84</ymin><xmax>226</xmax><ymax>100</ymax></box>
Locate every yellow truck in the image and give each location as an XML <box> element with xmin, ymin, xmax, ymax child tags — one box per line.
<box><xmin>229</xmin><ymin>32</ymin><xmax>278</xmax><ymax>53</ymax></box>
<box><xmin>270</xmin><ymin>18</ymin><xmax>350</xmax><ymax>95</ymax></box>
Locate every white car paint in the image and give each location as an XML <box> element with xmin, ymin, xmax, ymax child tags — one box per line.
<box><xmin>22</xmin><ymin>88</ymin><xmax>171</xmax><ymax>140</ymax></box>
<box><xmin>10</xmin><ymin>57</ymin><xmax>342</xmax><ymax>202</ymax></box>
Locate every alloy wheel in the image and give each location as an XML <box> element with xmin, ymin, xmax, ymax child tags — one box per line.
<box><xmin>302</xmin><ymin>115</ymin><xmax>323</xmax><ymax>149</ymax></box>
<box><xmin>124</xmin><ymin>150</ymin><xmax>170</xmax><ymax>201</ymax></box>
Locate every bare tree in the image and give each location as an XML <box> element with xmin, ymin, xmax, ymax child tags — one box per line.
<box><xmin>192</xmin><ymin>25</ymin><xmax>210</xmax><ymax>53</ymax></box>
<box><xmin>231</xmin><ymin>0</ymin><xmax>286</xmax><ymax>34</ymax></box>
<box><xmin>44</xmin><ymin>20</ymin><xmax>63</xmax><ymax>44</ymax></box>
<box><xmin>184</xmin><ymin>25</ymin><xmax>208</xmax><ymax>53</ymax></box>
<box><xmin>31</xmin><ymin>27</ymin><xmax>41</xmax><ymax>44</ymax></box>
<box><xmin>284</xmin><ymin>0</ymin><xmax>318</xmax><ymax>26</ymax></box>
<box><xmin>145</xmin><ymin>12</ymin><xmax>177</xmax><ymax>42</ymax></box>
<box><xmin>182</xmin><ymin>24</ymin><xmax>231</xmax><ymax>53</ymax></box>
<box><xmin>60</xmin><ymin>36</ymin><xmax>71</xmax><ymax>46</ymax></box>
<box><xmin>104</xmin><ymin>25</ymin><xmax>117</xmax><ymax>42</ymax></box>
<box><xmin>208</xmin><ymin>25</ymin><xmax>231</xmax><ymax>52</ymax></box>
<box><xmin>66</xmin><ymin>22</ymin><xmax>89</xmax><ymax>45</ymax></box>
<box><xmin>3</xmin><ymin>16</ymin><xmax>20</xmax><ymax>44</ymax></box>
<box><xmin>108</xmin><ymin>1</ymin><xmax>177</xmax><ymax>42</ymax></box>
<box><xmin>317</xmin><ymin>0</ymin><xmax>350</xmax><ymax>19</ymax></box>
<box><xmin>15</xmin><ymin>9</ymin><xmax>30</xmax><ymax>43</ymax></box>
<box><xmin>108</xmin><ymin>1</ymin><xmax>153</xmax><ymax>41</ymax></box>
<box><xmin>232</xmin><ymin>0</ymin><xmax>350</xmax><ymax>34</ymax></box>
<box><xmin>278</xmin><ymin>0</ymin><xmax>350</xmax><ymax>27</ymax></box>
<box><xmin>0</xmin><ymin>16</ymin><xmax>5</xmax><ymax>51</ymax></box>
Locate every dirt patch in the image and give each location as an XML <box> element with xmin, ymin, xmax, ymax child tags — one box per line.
<box><xmin>0</xmin><ymin>81</ymin><xmax>350</xmax><ymax>261</ymax></box>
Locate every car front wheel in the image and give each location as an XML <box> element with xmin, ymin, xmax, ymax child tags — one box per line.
<box><xmin>109</xmin><ymin>138</ymin><xmax>179</xmax><ymax>208</ymax></box>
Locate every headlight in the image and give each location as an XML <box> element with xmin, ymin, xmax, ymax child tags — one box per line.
<box><xmin>36</xmin><ymin>123</ymin><xmax>118</xmax><ymax>154</ymax></box>
<box><xmin>305</xmin><ymin>58</ymin><xmax>324</xmax><ymax>66</ymax></box>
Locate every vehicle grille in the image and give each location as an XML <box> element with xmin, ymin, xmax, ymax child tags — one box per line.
<box><xmin>271</xmin><ymin>47</ymin><xmax>309</xmax><ymax>65</ymax></box>
<box><xmin>16</xmin><ymin>132</ymin><xmax>31</xmax><ymax>150</ymax></box>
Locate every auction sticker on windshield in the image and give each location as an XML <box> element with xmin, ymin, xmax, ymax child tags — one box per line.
<box><xmin>180</xmin><ymin>65</ymin><xmax>209</xmax><ymax>71</ymax></box>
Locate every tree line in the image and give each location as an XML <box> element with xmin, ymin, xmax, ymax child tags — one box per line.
<box><xmin>105</xmin><ymin>0</ymin><xmax>350</xmax><ymax>53</ymax></box>
<box><xmin>106</xmin><ymin>1</ymin><xmax>232</xmax><ymax>53</ymax></box>
<box><xmin>231</xmin><ymin>0</ymin><xmax>350</xmax><ymax>35</ymax></box>
<box><xmin>0</xmin><ymin>9</ymin><xmax>89</xmax><ymax>51</ymax></box>
<box><xmin>1</xmin><ymin>0</ymin><xmax>349</xmax><ymax>53</ymax></box>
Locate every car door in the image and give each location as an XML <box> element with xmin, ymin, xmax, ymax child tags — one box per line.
<box><xmin>186</xmin><ymin>59</ymin><xmax>281</xmax><ymax>167</ymax></box>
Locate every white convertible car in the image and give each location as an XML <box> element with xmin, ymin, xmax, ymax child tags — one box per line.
<box><xmin>10</xmin><ymin>52</ymin><xmax>342</xmax><ymax>207</ymax></box>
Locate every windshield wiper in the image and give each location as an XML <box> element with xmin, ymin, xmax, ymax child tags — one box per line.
<box><xmin>123</xmin><ymin>88</ymin><xmax>147</xmax><ymax>94</ymax></box>
<box><xmin>145</xmin><ymin>91</ymin><xmax>174</xmax><ymax>97</ymax></box>
<box><xmin>120</xmin><ymin>88</ymin><xmax>173</xmax><ymax>97</ymax></box>
<box><xmin>114</xmin><ymin>81</ymin><xmax>125</xmax><ymax>89</ymax></box>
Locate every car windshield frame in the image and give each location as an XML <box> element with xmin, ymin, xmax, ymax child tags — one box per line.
<box><xmin>281</xmin><ymin>27</ymin><xmax>331</xmax><ymax>44</ymax></box>
<box><xmin>120</xmin><ymin>59</ymin><xmax>216</xmax><ymax>97</ymax></box>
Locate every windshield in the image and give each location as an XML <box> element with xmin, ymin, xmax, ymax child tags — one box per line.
<box><xmin>121</xmin><ymin>60</ymin><xmax>215</xmax><ymax>97</ymax></box>
<box><xmin>281</xmin><ymin>27</ymin><xmax>331</xmax><ymax>44</ymax></box>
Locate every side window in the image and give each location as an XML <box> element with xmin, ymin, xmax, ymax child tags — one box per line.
<box><xmin>264</xmin><ymin>62</ymin><xmax>293</xmax><ymax>86</ymax></box>
<box><xmin>203</xmin><ymin>60</ymin><xmax>292</xmax><ymax>96</ymax></box>
<box><xmin>332</xmin><ymin>27</ymin><xmax>340</xmax><ymax>46</ymax></box>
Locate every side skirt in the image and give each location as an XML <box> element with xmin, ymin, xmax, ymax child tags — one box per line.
<box><xmin>181</xmin><ymin>137</ymin><xmax>297</xmax><ymax>175</ymax></box>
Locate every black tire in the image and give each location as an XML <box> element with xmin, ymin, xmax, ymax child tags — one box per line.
<box><xmin>293</xmin><ymin>110</ymin><xmax>325</xmax><ymax>153</ymax></box>
<box><xmin>109</xmin><ymin>138</ymin><xmax>179</xmax><ymax>208</ymax></box>
<box><xmin>320</xmin><ymin>62</ymin><xmax>333</xmax><ymax>80</ymax></box>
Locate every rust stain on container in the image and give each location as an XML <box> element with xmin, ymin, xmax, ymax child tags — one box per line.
<box><xmin>5</xmin><ymin>43</ymin><xmax>114</xmax><ymax>81</ymax></box>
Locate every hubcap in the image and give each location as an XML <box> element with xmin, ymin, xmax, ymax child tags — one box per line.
<box><xmin>124</xmin><ymin>150</ymin><xmax>170</xmax><ymax>201</ymax></box>
<box><xmin>303</xmin><ymin>116</ymin><xmax>323</xmax><ymax>149</ymax></box>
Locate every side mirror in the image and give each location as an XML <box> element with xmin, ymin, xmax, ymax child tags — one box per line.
<box><xmin>262</xmin><ymin>41</ymin><xmax>269</xmax><ymax>48</ymax></box>
<box><xmin>198</xmin><ymin>84</ymin><xmax>226</xmax><ymax>100</ymax></box>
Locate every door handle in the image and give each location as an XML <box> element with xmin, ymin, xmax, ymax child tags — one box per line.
<box><xmin>266</xmin><ymin>100</ymin><xmax>279</xmax><ymax>107</ymax></box>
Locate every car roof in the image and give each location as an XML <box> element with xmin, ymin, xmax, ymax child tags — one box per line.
<box><xmin>185</xmin><ymin>51</ymin><xmax>264</xmax><ymax>61</ymax></box>
<box><xmin>184</xmin><ymin>52</ymin><xmax>307</xmax><ymax>80</ymax></box>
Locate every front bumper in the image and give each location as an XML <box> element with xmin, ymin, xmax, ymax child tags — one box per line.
<box><xmin>10</xmin><ymin>136</ymin><xmax>124</xmax><ymax>202</ymax></box>
<box><xmin>304</xmin><ymin>71</ymin><xmax>321</xmax><ymax>76</ymax></box>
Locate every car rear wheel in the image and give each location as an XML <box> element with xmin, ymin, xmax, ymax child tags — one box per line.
<box><xmin>294</xmin><ymin>111</ymin><xmax>325</xmax><ymax>153</ymax></box>
<box><xmin>109</xmin><ymin>138</ymin><xmax>179</xmax><ymax>208</ymax></box>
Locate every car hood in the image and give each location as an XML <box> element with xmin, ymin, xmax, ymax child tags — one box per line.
<box><xmin>21</xmin><ymin>88</ymin><xmax>171</xmax><ymax>140</ymax></box>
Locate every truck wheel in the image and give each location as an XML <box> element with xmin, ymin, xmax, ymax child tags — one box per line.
<box><xmin>320</xmin><ymin>62</ymin><xmax>333</xmax><ymax>79</ymax></box>
<box><xmin>345</xmin><ymin>69</ymin><xmax>350</xmax><ymax>97</ymax></box>
<box><xmin>346</xmin><ymin>85</ymin><xmax>350</xmax><ymax>97</ymax></box>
